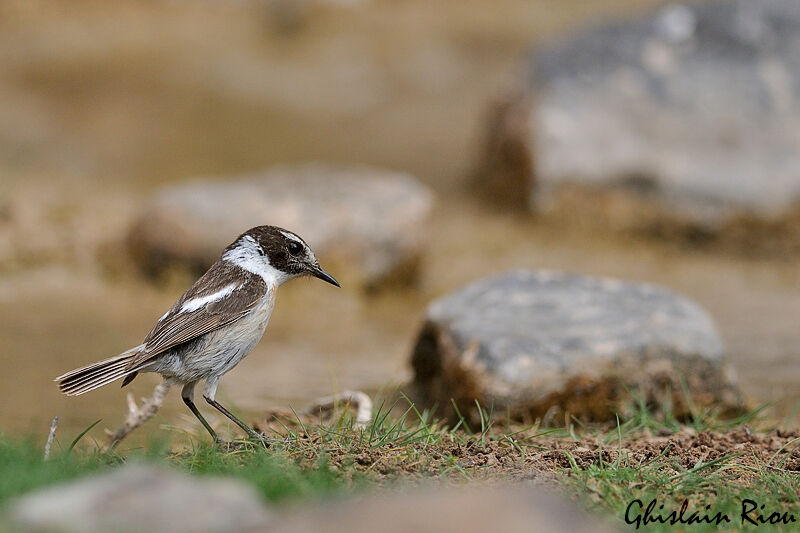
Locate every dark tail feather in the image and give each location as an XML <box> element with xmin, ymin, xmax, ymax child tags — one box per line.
<box><xmin>55</xmin><ymin>346</ymin><xmax>144</xmax><ymax>396</ymax></box>
<box><xmin>121</xmin><ymin>372</ymin><xmax>138</xmax><ymax>388</ymax></box>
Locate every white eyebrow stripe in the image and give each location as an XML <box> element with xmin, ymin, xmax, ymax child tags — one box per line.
<box><xmin>179</xmin><ymin>284</ymin><xmax>239</xmax><ymax>313</ymax></box>
<box><xmin>279</xmin><ymin>230</ymin><xmax>300</xmax><ymax>242</ymax></box>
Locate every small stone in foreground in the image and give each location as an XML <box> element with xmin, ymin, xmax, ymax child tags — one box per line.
<box><xmin>6</xmin><ymin>464</ymin><xmax>269</xmax><ymax>533</ymax></box>
<box><xmin>269</xmin><ymin>485</ymin><xmax>620</xmax><ymax>533</ymax></box>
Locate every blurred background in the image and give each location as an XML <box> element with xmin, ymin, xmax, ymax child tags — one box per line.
<box><xmin>1</xmin><ymin>0</ymin><xmax>799</xmax><ymax>439</ymax></box>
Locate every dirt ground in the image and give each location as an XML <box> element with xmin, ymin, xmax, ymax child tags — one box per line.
<box><xmin>250</xmin><ymin>407</ymin><xmax>800</xmax><ymax>487</ymax></box>
<box><xmin>347</xmin><ymin>428</ymin><xmax>796</xmax><ymax>486</ymax></box>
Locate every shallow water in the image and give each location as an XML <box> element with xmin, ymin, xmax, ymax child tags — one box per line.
<box><xmin>1</xmin><ymin>0</ymin><xmax>799</xmax><ymax>444</ymax></box>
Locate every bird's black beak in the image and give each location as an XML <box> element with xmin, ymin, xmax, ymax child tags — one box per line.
<box><xmin>309</xmin><ymin>265</ymin><xmax>340</xmax><ymax>287</ymax></box>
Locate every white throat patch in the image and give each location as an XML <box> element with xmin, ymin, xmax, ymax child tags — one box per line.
<box><xmin>222</xmin><ymin>236</ymin><xmax>291</xmax><ymax>287</ymax></box>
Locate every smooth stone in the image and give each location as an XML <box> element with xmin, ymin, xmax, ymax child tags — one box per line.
<box><xmin>128</xmin><ymin>164</ymin><xmax>434</xmax><ymax>288</ymax></box>
<box><xmin>409</xmin><ymin>270</ymin><xmax>742</xmax><ymax>423</ymax></box>
<box><xmin>476</xmin><ymin>0</ymin><xmax>800</xmax><ymax>247</ymax></box>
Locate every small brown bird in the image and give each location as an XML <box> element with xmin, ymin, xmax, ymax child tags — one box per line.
<box><xmin>55</xmin><ymin>225</ymin><xmax>339</xmax><ymax>441</ymax></box>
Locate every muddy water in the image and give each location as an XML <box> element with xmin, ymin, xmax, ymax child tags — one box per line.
<box><xmin>1</xmin><ymin>0</ymin><xmax>799</xmax><ymax>443</ymax></box>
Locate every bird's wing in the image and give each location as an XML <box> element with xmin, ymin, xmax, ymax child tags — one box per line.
<box><xmin>125</xmin><ymin>261</ymin><xmax>268</xmax><ymax>371</ymax></box>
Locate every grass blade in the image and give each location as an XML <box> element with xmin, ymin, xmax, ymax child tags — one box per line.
<box><xmin>67</xmin><ymin>419</ymin><xmax>102</xmax><ymax>455</ymax></box>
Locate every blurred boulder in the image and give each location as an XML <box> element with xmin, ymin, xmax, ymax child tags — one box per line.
<box><xmin>270</xmin><ymin>485</ymin><xmax>619</xmax><ymax>533</ymax></box>
<box><xmin>6</xmin><ymin>464</ymin><xmax>269</xmax><ymax>533</ymax></box>
<box><xmin>128</xmin><ymin>165</ymin><xmax>434</xmax><ymax>289</ymax></box>
<box><xmin>477</xmin><ymin>0</ymin><xmax>800</xmax><ymax>251</ymax></box>
<box><xmin>410</xmin><ymin>270</ymin><xmax>742</xmax><ymax>424</ymax></box>
<box><xmin>7</xmin><ymin>469</ymin><xmax>617</xmax><ymax>533</ymax></box>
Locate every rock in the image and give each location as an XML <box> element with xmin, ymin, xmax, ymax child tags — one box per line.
<box><xmin>269</xmin><ymin>485</ymin><xmax>619</xmax><ymax>533</ymax></box>
<box><xmin>127</xmin><ymin>165</ymin><xmax>434</xmax><ymax>288</ymax></box>
<box><xmin>477</xmin><ymin>0</ymin><xmax>800</xmax><ymax>252</ymax></box>
<box><xmin>409</xmin><ymin>270</ymin><xmax>741</xmax><ymax>423</ymax></box>
<box><xmin>7</xmin><ymin>469</ymin><xmax>617</xmax><ymax>533</ymax></box>
<box><xmin>5</xmin><ymin>464</ymin><xmax>270</xmax><ymax>533</ymax></box>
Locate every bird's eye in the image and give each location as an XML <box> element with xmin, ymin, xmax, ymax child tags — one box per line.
<box><xmin>287</xmin><ymin>240</ymin><xmax>303</xmax><ymax>256</ymax></box>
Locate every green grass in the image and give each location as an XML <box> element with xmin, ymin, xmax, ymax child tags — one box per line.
<box><xmin>0</xmin><ymin>437</ymin><xmax>109</xmax><ymax>503</ymax></box>
<box><xmin>0</xmin><ymin>435</ymin><xmax>355</xmax><ymax>506</ymax></box>
<box><xmin>567</xmin><ymin>454</ymin><xmax>800</xmax><ymax>532</ymax></box>
<box><xmin>557</xmin><ymin>395</ymin><xmax>800</xmax><ymax>532</ymax></box>
<box><xmin>2</xmin><ymin>399</ymin><xmax>800</xmax><ymax>532</ymax></box>
<box><xmin>563</xmin><ymin>416</ymin><xmax>800</xmax><ymax>531</ymax></box>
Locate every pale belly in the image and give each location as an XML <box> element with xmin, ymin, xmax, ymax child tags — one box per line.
<box><xmin>147</xmin><ymin>294</ymin><xmax>275</xmax><ymax>383</ymax></box>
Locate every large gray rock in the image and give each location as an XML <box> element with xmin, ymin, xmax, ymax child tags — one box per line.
<box><xmin>270</xmin><ymin>486</ymin><xmax>619</xmax><ymax>533</ymax></box>
<box><xmin>477</xmin><ymin>0</ymin><xmax>800</xmax><ymax>250</ymax></box>
<box><xmin>128</xmin><ymin>165</ymin><xmax>434</xmax><ymax>288</ymax></box>
<box><xmin>5</xmin><ymin>464</ymin><xmax>269</xmax><ymax>533</ymax></box>
<box><xmin>410</xmin><ymin>270</ymin><xmax>741</xmax><ymax>423</ymax></box>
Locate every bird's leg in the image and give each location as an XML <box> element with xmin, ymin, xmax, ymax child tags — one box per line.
<box><xmin>181</xmin><ymin>381</ymin><xmax>219</xmax><ymax>443</ymax></box>
<box><xmin>204</xmin><ymin>397</ymin><xmax>266</xmax><ymax>442</ymax></box>
<box><xmin>202</xmin><ymin>378</ymin><xmax>265</xmax><ymax>442</ymax></box>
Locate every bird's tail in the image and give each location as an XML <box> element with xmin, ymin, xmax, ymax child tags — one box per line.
<box><xmin>55</xmin><ymin>345</ymin><xmax>144</xmax><ymax>396</ymax></box>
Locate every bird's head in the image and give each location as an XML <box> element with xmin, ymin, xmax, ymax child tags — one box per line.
<box><xmin>223</xmin><ymin>225</ymin><xmax>340</xmax><ymax>287</ymax></box>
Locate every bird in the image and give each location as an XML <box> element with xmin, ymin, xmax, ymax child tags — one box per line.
<box><xmin>55</xmin><ymin>225</ymin><xmax>340</xmax><ymax>442</ymax></box>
